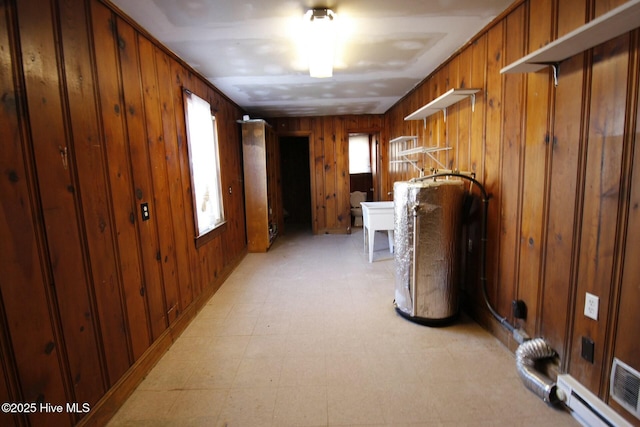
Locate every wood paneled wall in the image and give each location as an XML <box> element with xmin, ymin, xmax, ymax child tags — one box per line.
<box><xmin>0</xmin><ymin>0</ymin><xmax>247</xmax><ymax>425</ymax></box>
<box><xmin>386</xmin><ymin>0</ymin><xmax>639</xmax><ymax>422</ymax></box>
<box><xmin>2</xmin><ymin>0</ymin><xmax>639</xmax><ymax>424</ymax></box>
<box><xmin>271</xmin><ymin>115</ymin><xmax>384</xmax><ymax>234</ymax></box>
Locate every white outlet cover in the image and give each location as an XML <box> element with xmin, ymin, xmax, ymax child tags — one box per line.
<box><xmin>584</xmin><ymin>292</ymin><xmax>599</xmax><ymax>320</ymax></box>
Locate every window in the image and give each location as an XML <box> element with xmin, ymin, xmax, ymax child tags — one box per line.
<box><xmin>183</xmin><ymin>90</ymin><xmax>225</xmax><ymax>243</ymax></box>
<box><xmin>349</xmin><ymin>133</ymin><xmax>371</xmax><ymax>174</ymax></box>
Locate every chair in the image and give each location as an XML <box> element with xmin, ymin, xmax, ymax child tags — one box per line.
<box><xmin>350</xmin><ymin>191</ymin><xmax>367</xmax><ymax>227</ymax></box>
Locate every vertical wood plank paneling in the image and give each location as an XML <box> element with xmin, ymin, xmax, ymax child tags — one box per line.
<box><xmin>314</xmin><ymin>121</ymin><xmax>326</xmax><ymax>232</ymax></box>
<box><xmin>171</xmin><ymin>61</ymin><xmax>198</xmax><ymax>310</ymax></box>
<box><xmin>435</xmin><ymin>65</ymin><xmax>449</xmax><ymax>170</ymax></box>
<box><xmin>457</xmin><ymin>47</ymin><xmax>472</xmax><ymax>172</ymax></box>
<box><xmin>139</xmin><ymin>38</ymin><xmax>180</xmax><ymax>325</ymax></box>
<box><xmin>0</xmin><ymin>2</ymin><xmax>69</xmax><ymax>424</ymax></box>
<box><xmin>218</xmin><ymin>98</ymin><xmax>246</xmax><ymax>267</ymax></box>
<box><xmin>135</xmin><ymin>36</ymin><xmax>171</xmax><ymax>336</ymax></box>
<box><xmin>116</xmin><ymin>19</ymin><xmax>165</xmax><ymax>344</ymax></box>
<box><xmin>471</xmin><ymin>35</ymin><xmax>487</xmax><ymax>179</ymax></box>
<box><xmin>69</xmin><ymin>0</ymin><xmax>132</xmax><ymax>387</ymax></box>
<box><xmin>337</xmin><ymin>117</ymin><xmax>349</xmax><ymax>229</ymax></box>
<box><xmin>557</xmin><ymin>0</ymin><xmax>588</xmax><ymax>38</ymax></box>
<box><xmin>323</xmin><ymin>118</ymin><xmax>338</xmax><ymax>230</ymax></box>
<box><xmin>570</xmin><ymin>34</ymin><xmax>630</xmax><ymax>392</ymax></box>
<box><xmin>16</xmin><ymin>0</ymin><xmax>106</xmax><ymax>406</ymax></box>
<box><xmin>447</xmin><ymin>57</ymin><xmax>460</xmax><ymax>170</ymax></box>
<box><xmin>0</xmin><ymin>327</ymin><xmax>19</xmax><ymax>427</ymax></box>
<box><xmin>497</xmin><ymin>5</ymin><xmax>526</xmax><ymax>327</ymax></box>
<box><xmin>594</xmin><ymin>0</ymin><xmax>629</xmax><ymax>16</ymax></box>
<box><xmin>155</xmin><ymin>50</ymin><xmax>192</xmax><ymax>317</ymax></box>
<box><xmin>613</xmin><ymin>33</ymin><xmax>640</xmax><ymax>419</ymax></box>
<box><xmin>463</xmin><ymin>35</ymin><xmax>488</xmax><ymax>308</ymax></box>
<box><xmin>517</xmin><ymin>0</ymin><xmax>553</xmax><ymax>335</ymax></box>
<box><xmin>541</xmin><ymin>0</ymin><xmax>588</xmax><ymax>362</ymax></box>
<box><xmin>483</xmin><ymin>21</ymin><xmax>505</xmax><ymax>333</ymax></box>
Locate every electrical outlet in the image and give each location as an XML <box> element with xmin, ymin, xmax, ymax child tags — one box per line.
<box><xmin>584</xmin><ymin>292</ymin><xmax>599</xmax><ymax>320</ymax></box>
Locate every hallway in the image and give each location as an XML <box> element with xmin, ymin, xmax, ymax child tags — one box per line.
<box><xmin>108</xmin><ymin>229</ymin><xmax>577</xmax><ymax>426</ymax></box>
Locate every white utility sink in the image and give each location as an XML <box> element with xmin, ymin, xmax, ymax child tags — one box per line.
<box><xmin>361</xmin><ymin>201</ymin><xmax>394</xmax><ymax>263</ymax></box>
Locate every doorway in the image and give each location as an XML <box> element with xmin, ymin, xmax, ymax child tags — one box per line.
<box><xmin>348</xmin><ymin>133</ymin><xmax>380</xmax><ymax>227</ymax></box>
<box><xmin>279</xmin><ymin>136</ymin><xmax>312</xmax><ymax>231</ymax></box>
<box><xmin>348</xmin><ymin>133</ymin><xmax>374</xmax><ymax>201</ymax></box>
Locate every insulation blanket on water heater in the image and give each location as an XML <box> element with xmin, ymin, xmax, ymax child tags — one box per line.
<box><xmin>394</xmin><ymin>179</ymin><xmax>465</xmax><ymax>323</ymax></box>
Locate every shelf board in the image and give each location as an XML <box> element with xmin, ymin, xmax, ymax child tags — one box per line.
<box><xmin>397</xmin><ymin>146</ymin><xmax>452</xmax><ymax>156</ymax></box>
<box><xmin>390</xmin><ymin>136</ymin><xmax>417</xmax><ymax>144</ymax></box>
<box><xmin>405</xmin><ymin>88</ymin><xmax>481</xmax><ymax>121</ymax></box>
<box><xmin>501</xmin><ymin>0</ymin><xmax>640</xmax><ymax>74</ymax></box>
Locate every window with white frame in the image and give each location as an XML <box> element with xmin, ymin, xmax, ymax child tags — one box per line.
<box><xmin>183</xmin><ymin>90</ymin><xmax>225</xmax><ymax>242</ymax></box>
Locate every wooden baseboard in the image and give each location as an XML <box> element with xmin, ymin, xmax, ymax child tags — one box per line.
<box><xmin>77</xmin><ymin>249</ymin><xmax>247</xmax><ymax>427</ymax></box>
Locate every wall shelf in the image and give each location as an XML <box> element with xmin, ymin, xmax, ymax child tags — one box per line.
<box><xmin>404</xmin><ymin>88</ymin><xmax>481</xmax><ymax>123</ymax></box>
<box><xmin>390</xmin><ymin>136</ymin><xmax>417</xmax><ymax>144</ymax></box>
<box><xmin>397</xmin><ymin>146</ymin><xmax>452</xmax><ymax>157</ymax></box>
<box><xmin>501</xmin><ymin>0</ymin><xmax>640</xmax><ymax>81</ymax></box>
<box><xmin>389</xmin><ymin>135</ymin><xmax>451</xmax><ymax>173</ymax></box>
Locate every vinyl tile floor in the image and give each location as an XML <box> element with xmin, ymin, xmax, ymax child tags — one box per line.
<box><xmin>107</xmin><ymin>226</ymin><xmax>578</xmax><ymax>427</ymax></box>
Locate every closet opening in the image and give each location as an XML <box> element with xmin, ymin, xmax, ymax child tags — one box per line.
<box><xmin>279</xmin><ymin>136</ymin><xmax>312</xmax><ymax>232</ymax></box>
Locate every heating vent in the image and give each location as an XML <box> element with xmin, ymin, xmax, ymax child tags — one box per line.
<box><xmin>611</xmin><ymin>358</ymin><xmax>640</xmax><ymax>420</ymax></box>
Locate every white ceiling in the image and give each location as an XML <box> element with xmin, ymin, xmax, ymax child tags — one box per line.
<box><xmin>109</xmin><ymin>0</ymin><xmax>514</xmax><ymax>117</ymax></box>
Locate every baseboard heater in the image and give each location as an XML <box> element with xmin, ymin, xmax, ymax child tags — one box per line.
<box><xmin>556</xmin><ymin>374</ymin><xmax>632</xmax><ymax>427</ymax></box>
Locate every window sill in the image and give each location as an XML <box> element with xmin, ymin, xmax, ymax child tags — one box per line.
<box><xmin>195</xmin><ymin>220</ymin><xmax>228</xmax><ymax>249</ymax></box>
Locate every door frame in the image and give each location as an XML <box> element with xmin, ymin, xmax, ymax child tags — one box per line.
<box><xmin>277</xmin><ymin>131</ymin><xmax>315</xmax><ymax>233</ymax></box>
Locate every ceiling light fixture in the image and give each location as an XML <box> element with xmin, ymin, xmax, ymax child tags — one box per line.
<box><xmin>305</xmin><ymin>8</ymin><xmax>336</xmax><ymax>78</ymax></box>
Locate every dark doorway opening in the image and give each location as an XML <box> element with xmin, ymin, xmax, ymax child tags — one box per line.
<box><xmin>279</xmin><ymin>136</ymin><xmax>312</xmax><ymax>231</ymax></box>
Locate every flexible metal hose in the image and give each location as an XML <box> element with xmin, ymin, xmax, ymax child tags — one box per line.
<box><xmin>515</xmin><ymin>337</ymin><xmax>560</xmax><ymax>405</ymax></box>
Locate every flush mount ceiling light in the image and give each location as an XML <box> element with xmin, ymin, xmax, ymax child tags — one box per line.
<box><xmin>304</xmin><ymin>8</ymin><xmax>337</xmax><ymax>78</ymax></box>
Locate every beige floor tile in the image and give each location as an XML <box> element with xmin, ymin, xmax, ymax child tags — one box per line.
<box><xmin>111</xmin><ymin>390</ymin><xmax>179</xmax><ymax>422</ymax></box>
<box><xmin>233</xmin><ymin>357</ymin><xmax>283</xmax><ymax>388</ymax></box>
<box><xmin>285</xmin><ymin>333</ymin><xmax>327</xmax><ymax>357</ymax></box>
<box><xmin>431</xmin><ymin>380</ymin><xmax>497</xmax><ymax>423</ymax></box>
<box><xmin>244</xmin><ymin>334</ymin><xmax>289</xmax><ymax>358</ymax></box>
<box><xmin>208</xmin><ymin>335</ymin><xmax>250</xmax><ymax>359</ymax></box>
<box><xmin>327</xmin><ymin>385</ymin><xmax>386</xmax><ymax>425</ymax></box>
<box><xmin>108</xmin><ymin>229</ymin><xmax>578</xmax><ymax>427</ymax></box>
<box><xmin>215</xmin><ymin>314</ymin><xmax>258</xmax><ymax>336</ymax></box>
<box><xmin>325</xmin><ymin>353</ymin><xmax>377</xmax><ymax>387</ymax></box>
<box><xmin>273</xmin><ymin>386</ymin><xmax>328</xmax><ymax>426</ymax></box>
<box><xmin>166</xmin><ymin>389</ymin><xmax>227</xmax><ymax>420</ymax></box>
<box><xmin>185</xmin><ymin>357</ymin><xmax>241</xmax><ymax>389</ymax></box>
<box><xmin>216</xmin><ymin>387</ymin><xmax>278</xmax><ymax>426</ymax></box>
<box><xmin>136</xmin><ymin>357</ymin><xmax>197</xmax><ymax>391</ymax></box>
<box><xmin>253</xmin><ymin>313</ymin><xmax>292</xmax><ymax>335</ymax></box>
<box><xmin>377</xmin><ymin>382</ymin><xmax>439</xmax><ymax>424</ymax></box>
<box><xmin>279</xmin><ymin>355</ymin><xmax>326</xmax><ymax>386</ymax></box>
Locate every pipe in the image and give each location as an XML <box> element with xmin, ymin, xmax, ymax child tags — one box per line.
<box><xmin>412</xmin><ymin>173</ymin><xmax>560</xmax><ymax>406</ymax></box>
<box><xmin>410</xmin><ymin>202</ymin><xmax>420</xmax><ymax>317</ymax></box>
<box><xmin>515</xmin><ymin>338</ymin><xmax>560</xmax><ymax>405</ymax></box>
